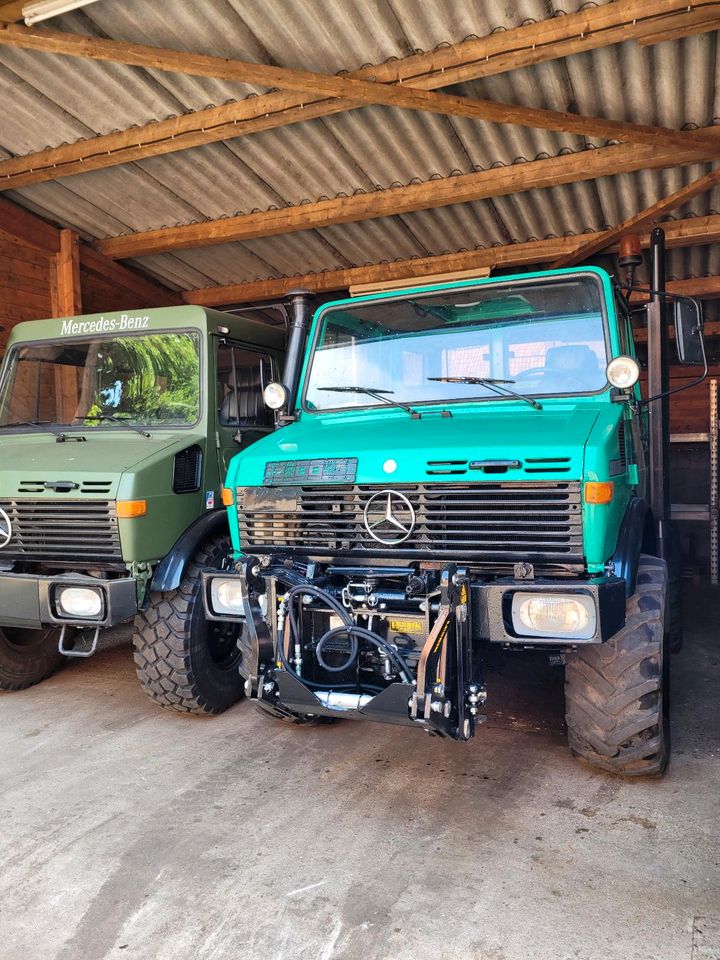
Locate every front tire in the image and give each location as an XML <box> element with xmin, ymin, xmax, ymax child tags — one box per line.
<box><xmin>133</xmin><ymin>537</ymin><xmax>245</xmax><ymax>715</ymax></box>
<box><xmin>0</xmin><ymin>626</ymin><xmax>63</xmax><ymax>691</ymax></box>
<box><xmin>565</xmin><ymin>555</ymin><xmax>669</xmax><ymax>777</ymax></box>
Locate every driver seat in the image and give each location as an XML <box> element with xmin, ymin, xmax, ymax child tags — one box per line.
<box><xmin>543</xmin><ymin>344</ymin><xmax>599</xmax><ymax>381</ymax></box>
<box><xmin>219</xmin><ymin>365</ymin><xmax>269</xmax><ymax>426</ymax></box>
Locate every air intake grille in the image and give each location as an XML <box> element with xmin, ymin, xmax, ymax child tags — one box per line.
<box><xmin>17</xmin><ymin>479</ymin><xmax>113</xmax><ymax>495</ymax></box>
<box><xmin>237</xmin><ymin>481</ymin><xmax>584</xmax><ymax>572</ymax></box>
<box><xmin>0</xmin><ymin>499</ymin><xmax>121</xmax><ymax>565</ymax></box>
<box><xmin>173</xmin><ymin>446</ymin><xmax>202</xmax><ymax>494</ymax></box>
<box><xmin>426</xmin><ymin>458</ymin><xmax>572</xmax><ymax>476</ymax></box>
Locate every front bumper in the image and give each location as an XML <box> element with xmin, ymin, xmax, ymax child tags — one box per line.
<box><xmin>202</xmin><ymin>569</ymin><xmax>626</xmax><ymax>647</ymax></box>
<box><xmin>0</xmin><ymin>572</ymin><xmax>138</xmax><ymax>629</ymax></box>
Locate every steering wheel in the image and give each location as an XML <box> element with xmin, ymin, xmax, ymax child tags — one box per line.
<box><xmin>513</xmin><ymin>367</ymin><xmax>545</xmax><ymax>383</ymax></box>
<box><xmin>514</xmin><ymin>367</ymin><xmax>588</xmax><ymax>391</ymax></box>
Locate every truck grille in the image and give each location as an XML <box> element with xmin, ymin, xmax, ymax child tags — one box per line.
<box><xmin>0</xmin><ymin>499</ymin><xmax>121</xmax><ymax>565</ymax></box>
<box><xmin>237</xmin><ymin>482</ymin><xmax>584</xmax><ymax>572</ymax></box>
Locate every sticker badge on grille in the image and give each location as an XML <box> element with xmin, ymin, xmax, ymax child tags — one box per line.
<box><xmin>0</xmin><ymin>507</ymin><xmax>11</xmax><ymax>549</ymax></box>
<box><xmin>363</xmin><ymin>490</ymin><xmax>415</xmax><ymax>544</ymax></box>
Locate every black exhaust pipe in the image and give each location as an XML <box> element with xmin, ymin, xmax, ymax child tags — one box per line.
<box><xmin>282</xmin><ymin>289</ymin><xmax>313</xmax><ymax>413</ymax></box>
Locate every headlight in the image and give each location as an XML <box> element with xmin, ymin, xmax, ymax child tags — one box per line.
<box><xmin>212</xmin><ymin>578</ymin><xmax>246</xmax><ymax>616</ymax></box>
<box><xmin>606</xmin><ymin>355</ymin><xmax>640</xmax><ymax>389</ymax></box>
<box><xmin>56</xmin><ymin>586</ymin><xmax>104</xmax><ymax>619</ymax></box>
<box><xmin>263</xmin><ymin>381</ymin><xmax>288</xmax><ymax>410</ymax></box>
<box><xmin>511</xmin><ymin>592</ymin><xmax>596</xmax><ymax>640</ymax></box>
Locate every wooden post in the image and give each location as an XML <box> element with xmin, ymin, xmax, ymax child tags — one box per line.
<box><xmin>55</xmin><ymin>229</ymin><xmax>82</xmax><ymax>317</ymax></box>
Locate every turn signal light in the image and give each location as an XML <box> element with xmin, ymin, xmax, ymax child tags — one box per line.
<box><xmin>116</xmin><ymin>499</ymin><xmax>148</xmax><ymax>518</ymax></box>
<box><xmin>221</xmin><ymin>487</ymin><xmax>234</xmax><ymax>507</ymax></box>
<box><xmin>584</xmin><ymin>482</ymin><xmax>614</xmax><ymax>505</ymax></box>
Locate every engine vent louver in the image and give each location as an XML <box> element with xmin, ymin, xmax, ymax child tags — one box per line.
<box><xmin>17</xmin><ymin>479</ymin><xmax>113</xmax><ymax>494</ymax></box>
<box><xmin>426</xmin><ymin>460</ymin><xmax>468</xmax><ymax>476</ymax></box>
<box><xmin>173</xmin><ymin>445</ymin><xmax>202</xmax><ymax>494</ymax></box>
<box><xmin>426</xmin><ymin>458</ymin><xmax>572</xmax><ymax>476</ymax></box>
<box><xmin>617</xmin><ymin>420</ymin><xmax>628</xmax><ymax>473</ymax></box>
<box><xmin>523</xmin><ymin>457</ymin><xmax>572</xmax><ymax>474</ymax></box>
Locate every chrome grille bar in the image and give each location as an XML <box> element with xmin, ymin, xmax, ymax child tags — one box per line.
<box><xmin>0</xmin><ymin>499</ymin><xmax>121</xmax><ymax>564</ymax></box>
<box><xmin>237</xmin><ymin>482</ymin><xmax>584</xmax><ymax>571</ymax></box>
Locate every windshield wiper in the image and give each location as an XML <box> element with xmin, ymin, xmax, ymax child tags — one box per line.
<box><xmin>427</xmin><ymin>376</ymin><xmax>542</xmax><ymax>411</ymax></box>
<box><xmin>0</xmin><ymin>419</ymin><xmax>66</xmax><ymax>436</ymax></box>
<box><xmin>76</xmin><ymin>414</ymin><xmax>152</xmax><ymax>438</ymax></box>
<box><xmin>317</xmin><ymin>386</ymin><xmax>420</xmax><ymax>418</ymax></box>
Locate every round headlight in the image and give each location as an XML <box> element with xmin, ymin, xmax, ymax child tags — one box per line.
<box><xmin>606</xmin><ymin>355</ymin><xmax>640</xmax><ymax>390</ymax></box>
<box><xmin>263</xmin><ymin>382</ymin><xmax>288</xmax><ymax>410</ymax></box>
<box><xmin>57</xmin><ymin>586</ymin><xmax>103</xmax><ymax>619</ymax></box>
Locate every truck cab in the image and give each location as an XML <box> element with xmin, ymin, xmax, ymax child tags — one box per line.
<box><xmin>204</xmin><ymin>237</ymin><xmax>705</xmax><ymax>775</ymax></box>
<box><xmin>0</xmin><ymin>304</ymin><xmax>285</xmax><ymax>714</ymax></box>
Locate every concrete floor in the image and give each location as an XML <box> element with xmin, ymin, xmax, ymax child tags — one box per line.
<box><xmin>1</xmin><ymin>590</ymin><xmax>719</xmax><ymax>960</ymax></box>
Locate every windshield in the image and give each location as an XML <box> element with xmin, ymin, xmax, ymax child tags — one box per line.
<box><xmin>0</xmin><ymin>331</ymin><xmax>201</xmax><ymax>429</ymax></box>
<box><xmin>304</xmin><ymin>276</ymin><xmax>609</xmax><ymax>412</ymax></box>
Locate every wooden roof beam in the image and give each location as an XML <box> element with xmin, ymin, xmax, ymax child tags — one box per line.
<box><xmin>634</xmin><ymin>6</ymin><xmax>720</xmax><ymax>44</ymax></box>
<box><xmin>0</xmin><ymin>0</ymin><xmax>718</xmax><ymax>190</ymax></box>
<box><xmin>0</xmin><ymin>1</ymin><xmax>23</xmax><ymax>22</ymax></box>
<box><xmin>99</xmin><ymin>131</ymin><xmax>720</xmax><ymax>260</ymax></box>
<box><xmin>0</xmin><ymin>23</ymin><xmax>717</xmax><ymax>157</ymax></box>
<box><xmin>182</xmin><ymin>213</ymin><xmax>720</xmax><ymax>306</ymax></box>
<box><xmin>552</xmin><ymin>165</ymin><xmax>720</xmax><ymax>268</ymax></box>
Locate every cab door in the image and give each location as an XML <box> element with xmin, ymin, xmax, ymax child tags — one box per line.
<box><xmin>214</xmin><ymin>340</ymin><xmax>277</xmax><ymax>478</ymax></box>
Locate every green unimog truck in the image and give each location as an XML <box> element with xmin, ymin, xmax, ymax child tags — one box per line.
<box><xmin>203</xmin><ymin>229</ymin><xmax>706</xmax><ymax>776</ymax></box>
<box><xmin>0</xmin><ymin>304</ymin><xmax>284</xmax><ymax>714</ymax></box>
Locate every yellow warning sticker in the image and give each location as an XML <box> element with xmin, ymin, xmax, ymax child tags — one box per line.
<box><xmin>389</xmin><ymin>618</ymin><xmax>424</xmax><ymax>634</ymax></box>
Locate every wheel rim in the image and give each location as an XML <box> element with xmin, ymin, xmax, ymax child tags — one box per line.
<box><xmin>205</xmin><ymin>621</ymin><xmax>243</xmax><ymax>672</ymax></box>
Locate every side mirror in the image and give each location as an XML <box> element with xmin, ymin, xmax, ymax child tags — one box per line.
<box><xmin>674</xmin><ymin>298</ymin><xmax>705</xmax><ymax>365</ymax></box>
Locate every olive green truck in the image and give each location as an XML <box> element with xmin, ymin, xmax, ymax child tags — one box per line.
<box><xmin>0</xmin><ymin>305</ymin><xmax>284</xmax><ymax>713</ymax></box>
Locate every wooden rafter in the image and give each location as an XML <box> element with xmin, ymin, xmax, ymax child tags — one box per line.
<box><xmin>0</xmin><ymin>0</ymin><xmax>718</xmax><ymax>190</ymax></box>
<box><xmin>182</xmin><ymin>213</ymin><xmax>720</xmax><ymax>306</ymax></box>
<box><xmin>638</xmin><ymin>17</ymin><xmax>720</xmax><ymax>44</ymax></box>
<box><xmin>0</xmin><ymin>1</ymin><xmax>23</xmax><ymax>23</ymax></box>
<box><xmin>99</xmin><ymin>131</ymin><xmax>720</xmax><ymax>260</ymax></box>
<box><xmin>633</xmin><ymin>6</ymin><xmax>720</xmax><ymax>44</ymax></box>
<box><xmin>552</xmin><ymin>166</ymin><xmax>720</xmax><ymax>268</ymax></box>
<box><xmin>0</xmin><ymin>24</ymin><xmax>716</xmax><ymax>160</ymax></box>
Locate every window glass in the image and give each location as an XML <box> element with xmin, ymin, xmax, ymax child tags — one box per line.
<box><xmin>305</xmin><ymin>277</ymin><xmax>609</xmax><ymax>411</ymax></box>
<box><xmin>0</xmin><ymin>332</ymin><xmax>200</xmax><ymax>428</ymax></box>
<box><xmin>217</xmin><ymin>344</ymin><xmax>274</xmax><ymax>427</ymax></box>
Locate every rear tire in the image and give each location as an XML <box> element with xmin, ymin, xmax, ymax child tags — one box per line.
<box><xmin>0</xmin><ymin>626</ymin><xmax>63</xmax><ymax>691</ymax></box>
<box><xmin>133</xmin><ymin>537</ymin><xmax>245</xmax><ymax>715</ymax></box>
<box><xmin>565</xmin><ymin>555</ymin><xmax>669</xmax><ymax>777</ymax></box>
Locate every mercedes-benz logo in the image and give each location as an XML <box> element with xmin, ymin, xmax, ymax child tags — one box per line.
<box><xmin>363</xmin><ymin>490</ymin><xmax>416</xmax><ymax>544</ymax></box>
<box><xmin>0</xmin><ymin>507</ymin><xmax>11</xmax><ymax>550</ymax></box>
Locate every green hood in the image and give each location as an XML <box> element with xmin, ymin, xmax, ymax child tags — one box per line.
<box><xmin>227</xmin><ymin>403</ymin><xmax>601</xmax><ymax>487</ymax></box>
<box><xmin>0</xmin><ymin>431</ymin><xmax>183</xmax><ymax>499</ymax></box>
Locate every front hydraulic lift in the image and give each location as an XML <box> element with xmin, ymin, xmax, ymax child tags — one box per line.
<box><xmin>412</xmin><ymin>565</ymin><xmax>486</xmax><ymax>740</ymax></box>
<box><xmin>236</xmin><ymin>558</ymin><xmax>486</xmax><ymax>740</ymax></box>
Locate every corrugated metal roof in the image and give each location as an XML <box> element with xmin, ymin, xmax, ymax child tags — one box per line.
<box><xmin>1</xmin><ymin>0</ymin><xmax>719</xmax><ymax>295</ymax></box>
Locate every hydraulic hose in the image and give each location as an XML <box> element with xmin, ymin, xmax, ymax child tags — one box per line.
<box><xmin>280</xmin><ymin>583</ymin><xmax>414</xmax><ymax>683</ymax></box>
